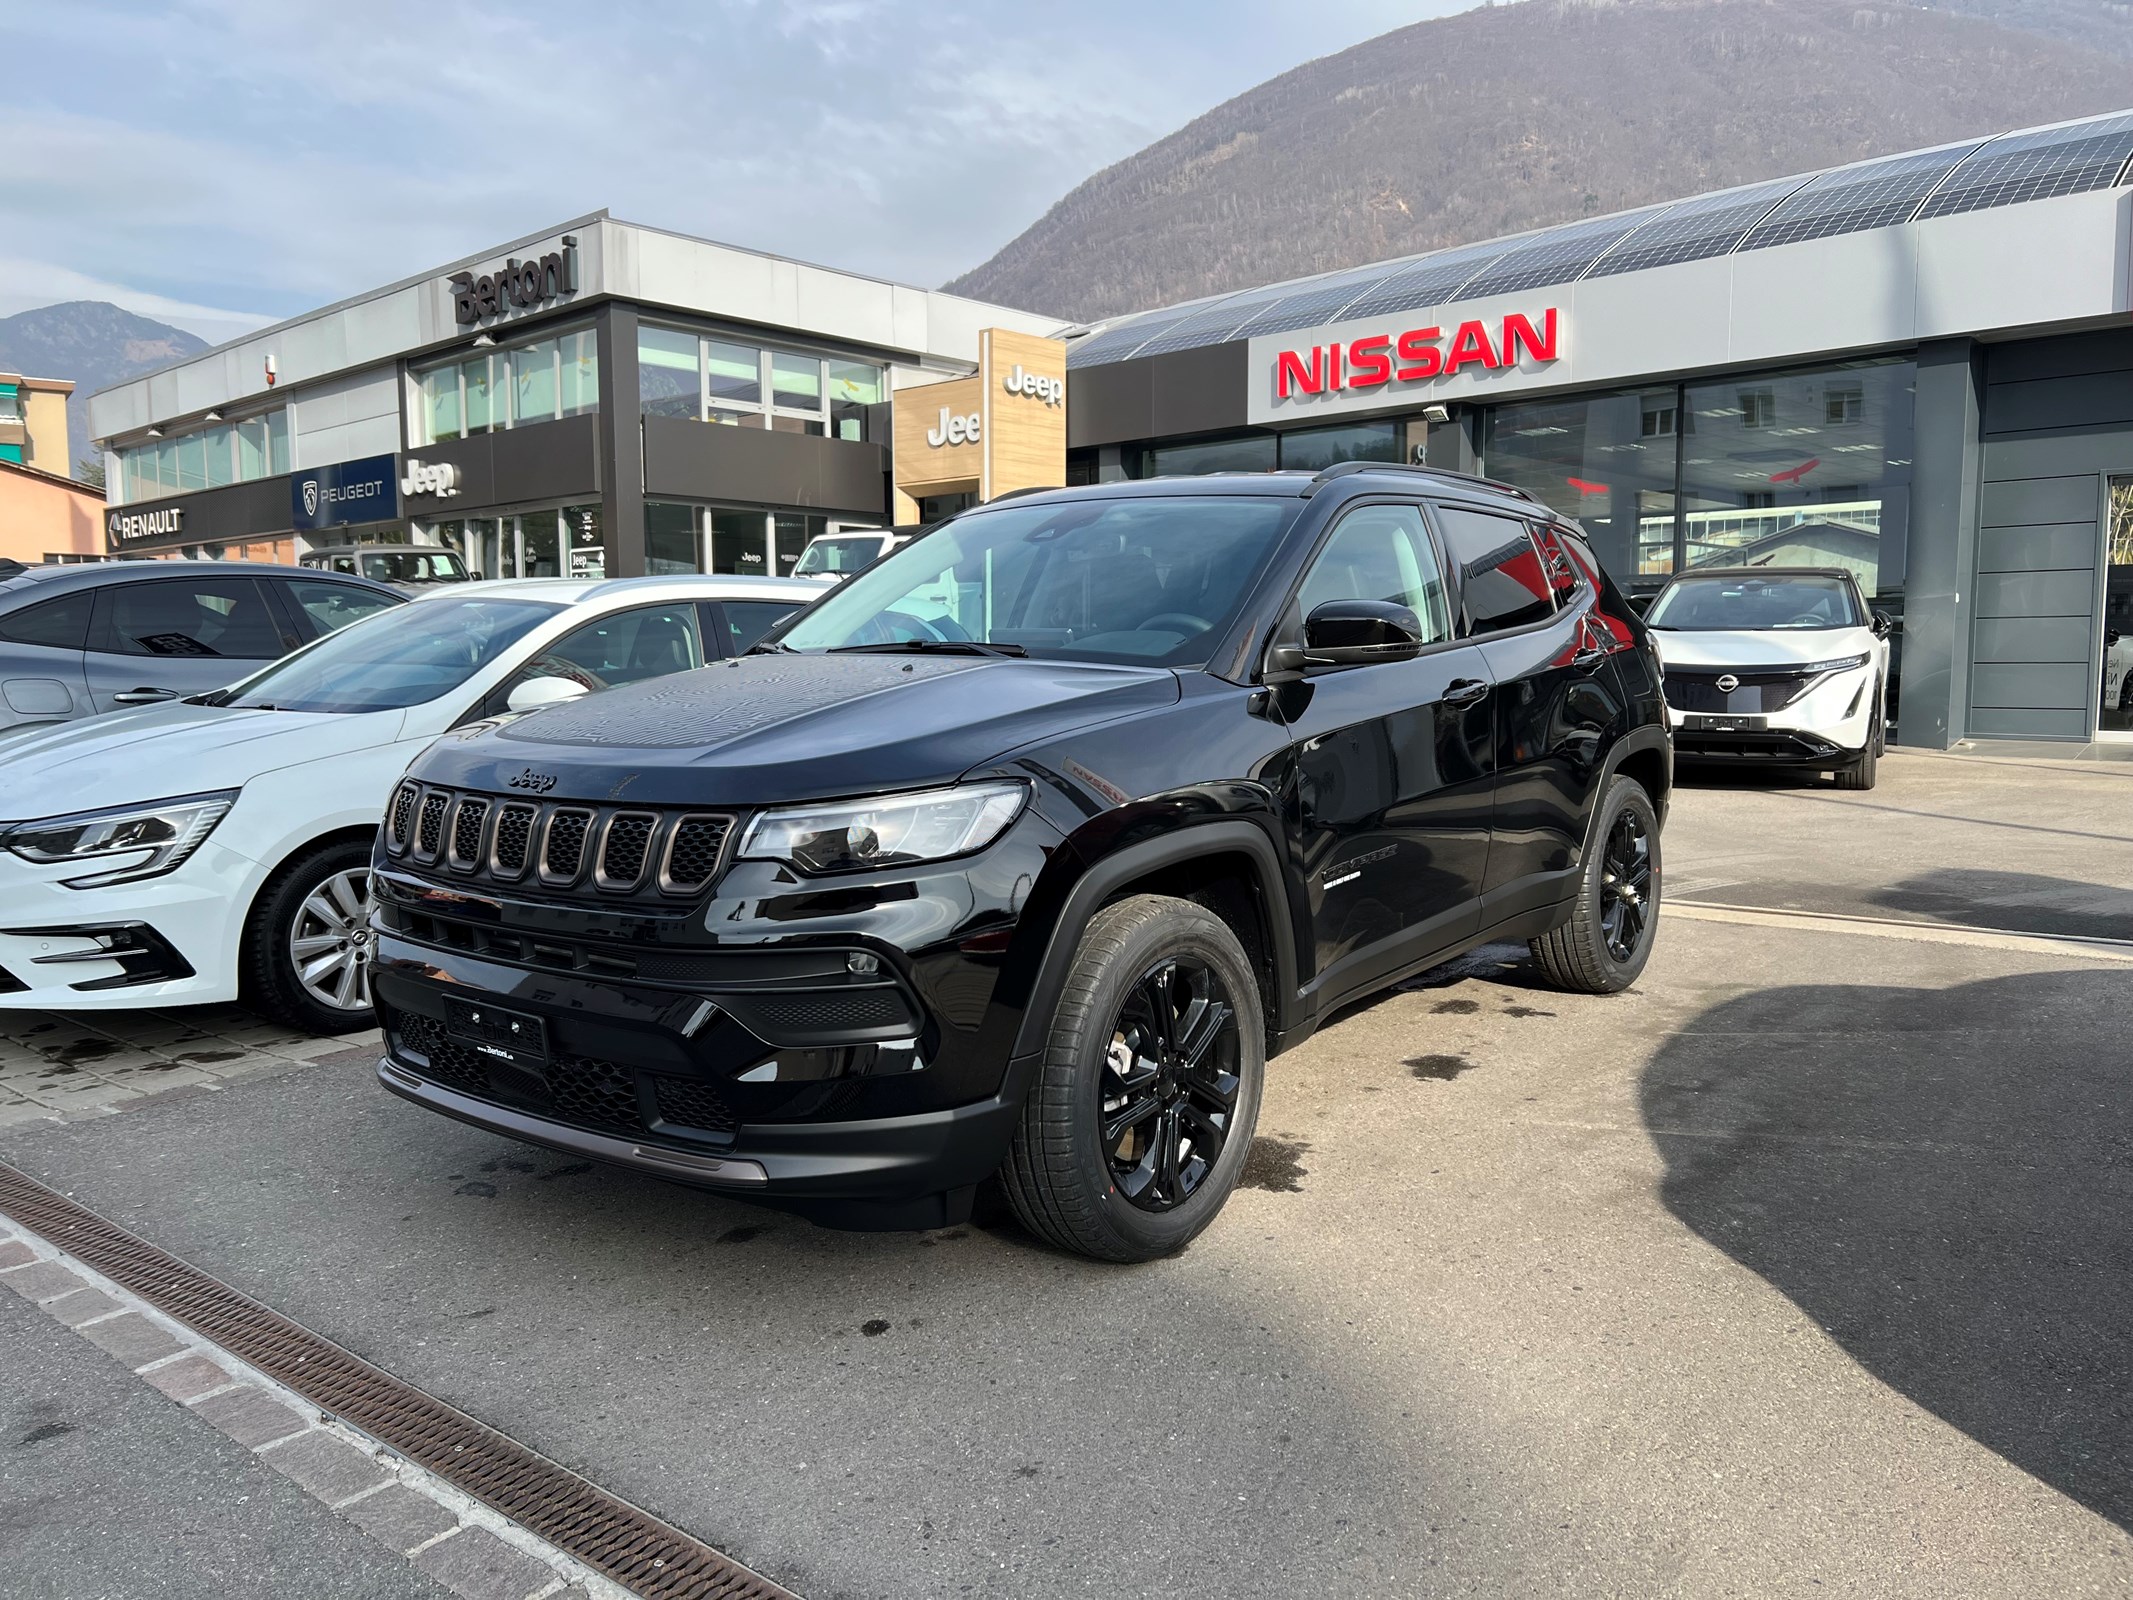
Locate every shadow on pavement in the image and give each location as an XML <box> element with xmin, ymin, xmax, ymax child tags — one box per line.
<box><xmin>1864</xmin><ymin>868</ymin><xmax>2133</xmax><ymax>943</ymax></box>
<box><xmin>1639</xmin><ymin>967</ymin><xmax>2133</xmax><ymax>1531</ymax></box>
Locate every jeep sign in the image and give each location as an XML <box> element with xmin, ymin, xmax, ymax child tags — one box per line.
<box><xmin>400</xmin><ymin>459</ymin><xmax>462</xmax><ymax>499</ymax></box>
<box><xmin>1002</xmin><ymin>364</ymin><xmax>1063</xmax><ymax>407</ymax></box>
<box><xmin>926</xmin><ymin>407</ymin><xmax>982</xmax><ymax>448</ymax></box>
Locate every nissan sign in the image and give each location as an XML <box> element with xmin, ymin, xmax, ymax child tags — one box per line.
<box><xmin>1250</xmin><ymin>305</ymin><xmax>1566</xmax><ymax>425</ymax></box>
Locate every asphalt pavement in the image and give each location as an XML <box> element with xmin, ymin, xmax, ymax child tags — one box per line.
<box><xmin>2</xmin><ymin>751</ymin><xmax>2129</xmax><ymax>1598</ymax></box>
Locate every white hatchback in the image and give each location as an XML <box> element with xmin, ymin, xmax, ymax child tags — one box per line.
<box><xmin>0</xmin><ymin>574</ymin><xmax>822</xmax><ymax>1033</ymax></box>
<box><xmin>1646</xmin><ymin>566</ymin><xmax>1892</xmax><ymax>789</ymax></box>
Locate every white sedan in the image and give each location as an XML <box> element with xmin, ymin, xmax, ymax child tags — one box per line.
<box><xmin>0</xmin><ymin>574</ymin><xmax>822</xmax><ymax>1033</ymax></box>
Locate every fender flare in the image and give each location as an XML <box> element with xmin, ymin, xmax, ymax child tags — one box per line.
<box><xmin>1578</xmin><ymin>723</ymin><xmax>1672</xmax><ymax>867</ymax></box>
<box><xmin>1006</xmin><ymin>819</ymin><xmax>1300</xmax><ymax>1062</ymax></box>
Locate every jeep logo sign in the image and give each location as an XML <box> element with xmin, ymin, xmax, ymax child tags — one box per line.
<box><xmin>401</xmin><ymin>459</ymin><xmax>461</xmax><ymax>499</ymax></box>
<box><xmin>1002</xmin><ymin>365</ymin><xmax>1063</xmax><ymax>407</ymax></box>
<box><xmin>926</xmin><ymin>407</ymin><xmax>982</xmax><ymax>448</ymax></box>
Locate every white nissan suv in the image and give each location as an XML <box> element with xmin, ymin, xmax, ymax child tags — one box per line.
<box><xmin>0</xmin><ymin>574</ymin><xmax>822</xmax><ymax>1033</ymax></box>
<box><xmin>1645</xmin><ymin>566</ymin><xmax>1891</xmax><ymax>790</ymax></box>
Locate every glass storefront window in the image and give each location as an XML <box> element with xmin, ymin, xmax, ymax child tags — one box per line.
<box><xmin>236</xmin><ymin>417</ymin><xmax>269</xmax><ymax>481</ymax></box>
<box><xmin>773</xmin><ymin>513</ymin><xmax>816</xmax><ymax>576</ymax></box>
<box><xmin>828</xmin><ymin>360</ymin><xmax>884</xmax><ymax>441</ymax></box>
<box><xmin>422</xmin><ymin>365</ymin><xmax>461</xmax><ymax>443</ymax></box>
<box><xmin>639</xmin><ymin>327</ymin><xmax>699</xmax><ymax>420</ymax></box>
<box><xmin>711</xmin><ymin>509</ymin><xmax>769</xmax><ymax>574</ymax></box>
<box><xmin>1679</xmin><ymin>360</ymin><xmax>1913</xmax><ymax>597</ymax></box>
<box><xmin>772</xmin><ymin>353</ymin><xmax>821</xmax><ymax>412</ymax></box>
<box><xmin>464</xmin><ymin>354</ymin><xmax>497</xmax><ymax>435</ymax></box>
<box><xmin>520</xmin><ymin>513</ymin><xmax>562</xmax><ymax>578</ymax></box>
<box><xmin>268</xmin><ymin>409</ymin><xmax>289</xmax><ymax>474</ymax></box>
<box><xmin>707</xmin><ymin>341</ymin><xmax>761</xmax><ymax>407</ymax></box>
<box><xmin>514</xmin><ymin>342</ymin><xmax>559</xmax><ymax>426</ymax></box>
<box><xmin>561</xmin><ymin>330</ymin><xmax>599</xmax><ymax>417</ymax></box>
<box><xmin>1142</xmin><ymin>434</ymin><xmax>1277</xmax><ymax>477</ymax></box>
<box><xmin>566</xmin><ymin>505</ymin><xmax>605</xmax><ymax>578</ymax></box>
<box><xmin>203</xmin><ymin>424</ymin><xmax>234</xmax><ymax>488</ymax></box>
<box><xmin>1275</xmin><ymin>420</ymin><xmax>1403</xmax><ymax>473</ymax></box>
<box><xmin>2102</xmin><ymin>478</ymin><xmax>2133</xmax><ymax>736</ymax></box>
<box><xmin>645</xmin><ymin>502</ymin><xmax>701</xmax><ymax>574</ymax></box>
<box><xmin>1483</xmin><ymin>388</ymin><xmax>1680</xmax><ymax>582</ymax></box>
<box><xmin>175</xmin><ymin>432</ymin><xmax>207</xmax><ymax>491</ymax></box>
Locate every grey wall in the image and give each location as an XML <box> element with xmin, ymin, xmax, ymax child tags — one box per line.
<box><xmin>1898</xmin><ymin>340</ymin><xmax>1983</xmax><ymax>748</ymax></box>
<box><xmin>1967</xmin><ymin>329</ymin><xmax>2133</xmax><ymax>740</ymax></box>
<box><xmin>1067</xmin><ymin>344</ymin><xmax>1247</xmax><ymax>450</ymax></box>
<box><xmin>640</xmin><ymin>415</ymin><xmax>888</xmax><ymax>519</ymax></box>
<box><xmin>398</xmin><ymin>415</ymin><xmax>601</xmax><ymax>521</ymax></box>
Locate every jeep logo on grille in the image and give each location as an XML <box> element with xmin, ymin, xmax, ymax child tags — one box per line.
<box><xmin>506</xmin><ymin>768</ymin><xmax>559</xmax><ymax>793</ymax></box>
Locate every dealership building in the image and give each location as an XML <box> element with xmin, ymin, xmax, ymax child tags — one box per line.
<box><xmin>92</xmin><ymin>109</ymin><xmax>2133</xmax><ymax>749</ymax></box>
<box><xmin>87</xmin><ymin>215</ymin><xmax>1065</xmax><ymax>584</ymax></box>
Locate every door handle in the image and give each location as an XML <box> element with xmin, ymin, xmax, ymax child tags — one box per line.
<box><xmin>1443</xmin><ymin>678</ymin><xmax>1489</xmax><ymax>707</ymax></box>
<box><xmin>111</xmin><ymin>687</ymin><xmax>179</xmax><ymax>706</ymax></box>
<box><xmin>1571</xmin><ymin>646</ymin><xmax>1610</xmax><ymax>671</ymax></box>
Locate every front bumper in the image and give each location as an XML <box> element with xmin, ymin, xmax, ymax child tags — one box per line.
<box><xmin>0</xmin><ymin>840</ymin><xmax>260</xmax><ymax>1009</ymax></box>
<box><xmin>1666</xmin><ymin>664</ymin><xmax>1877</xmax><ymax>768</ymax></box>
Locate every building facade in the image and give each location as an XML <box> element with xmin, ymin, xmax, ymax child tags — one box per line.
<box><xmin>0</xmin><ymin>373</ymin><xmax>102</xmax><ymax>565</ymax></box>
<box><xmin>87</xmin><ymin>215</ymin><xmax>1062</xmax><ymax>582</ymax></box>
<box><xmin>1061</xmin><ymin>111</ymin><xmax>2133</xmax><ymax>750</ymax></box>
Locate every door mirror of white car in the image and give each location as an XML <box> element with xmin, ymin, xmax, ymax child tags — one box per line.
<box><xmin>1870</xmin><ymin>610</ymin><xmax>1893</xmax><ymax>638</ymax></box>
<box><xmin>505</xmin><ymin>676</ymin><xmax>589</xmax><ymax>714</ymax></box>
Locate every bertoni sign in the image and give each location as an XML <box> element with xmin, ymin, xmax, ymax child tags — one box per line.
<box><xmin>450</xmin><ymin>239</ymin><xmax>579</xmax><ymax>326</ymax></box>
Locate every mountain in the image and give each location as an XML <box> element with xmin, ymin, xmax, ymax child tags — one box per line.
<box><xmin>0</xmin><ymin>302</ymin><xmax>209</xmax><ymax>479</ymax></box>
<box><xmin>947</xmin><ymin>0</ymin><xmax>2133</xmax><ymax>323</ymax></box>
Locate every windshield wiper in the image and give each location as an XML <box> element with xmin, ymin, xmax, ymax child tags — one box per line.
<box><xmin>745</xmin><ymin>640</ymin><xmax>793</xmax><ymax>655</ymax></box>
<box><xmin>826</xmin><ymin>638</ymin><xmax>1027</xmax><ymax>659</ymax></box>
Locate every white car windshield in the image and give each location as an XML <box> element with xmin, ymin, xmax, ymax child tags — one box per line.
<box><xmin>794</xmin><ymin>535</ymin><xmax>887</xmax><ymax>576</ymax></box>
<box><xmin>1647</xmin><ymin>573</ymin><xmax>1863</xmax><ymax>631</ymax></box>
<box><xmin>776</xmin><ymin>496</ymin><xmax>1296</xmax><ymax>667</ymax></box>
<box><xmin>220</xmin><ymin>598</ymin><xmax>561</xmax><ymax>713</ymax></box>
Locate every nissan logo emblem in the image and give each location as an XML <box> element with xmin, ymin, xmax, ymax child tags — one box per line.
<box><xmin>1716</xmin><ymin>673</ymin><xmax>1741</xmax><ymax>693</ymax></box>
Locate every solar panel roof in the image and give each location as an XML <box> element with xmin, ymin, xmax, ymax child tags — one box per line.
<box><xmin>1915</xmin><ymin>112</ymin><xmax>2133</xmax><ymax>219</ymax></box>
<box><xmin>1735</xmin><ymin>142</ymin><xmax>1987</xmax><ymax>251</ymax></box>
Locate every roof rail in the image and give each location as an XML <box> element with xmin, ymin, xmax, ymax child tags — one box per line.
<box><xmin>1303</xmin><ymin>459</ymin><xmax>1537</xmax><ymax>502</ymax></box>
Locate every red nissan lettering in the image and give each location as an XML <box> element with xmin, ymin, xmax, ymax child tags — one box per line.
<box><xmin>1503</xmin><ymin>308</ymin><xmax>1559</xmax><ymax>365</ymax></box>
<box><xmin>1347</xmin><ymin>333</ymin><xmax>1393</xmax><ymax>388</ymax></box>
<box><xmin>1443</xmin><ymin>321</ymin><xmax>1500</xmax><ymax>376</ymax></box>
<box><xmin>1395</xmin><ymin>327</ymin><xmax>1443</xmax><ymax>381</ymax></box>
<box><xmin>1275</xmin><ymin>347</ymin><xmax>1323</xmax><ymax>399</ymax></box>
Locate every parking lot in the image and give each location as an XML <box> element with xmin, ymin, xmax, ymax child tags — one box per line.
<box><xmin>5</xmin><ymin>750</ymin><xmax>2132</xmax><ymax>1599</ymax></box>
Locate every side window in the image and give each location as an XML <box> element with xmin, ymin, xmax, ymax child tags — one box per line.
<box><xmin>330</xmin><ymin>556</ymin><xmax>358</xmax><ymax>576</ymax></box>
<box><xmin>713</xmin><ymin>600</ymin><xmax>802</xmax><ymax>657</ymax></box>
<box><xmin>0</xmin><ymin>593</ymin><xmax>93</xmax><ymax>650</ymax></box>
<box><xmin>1432</xmin><ymin>505</ymin><xmax>1555</xmax><ymax>636</ymax></box>
<box><xmin>284</xmin><ymin>579</ymin><xmax>400</xmax><ymax>640</ymax></box>
<box><xmin>100</xmin><ymin>579</ymin><xmax>284</xmax><ymax>659</ymax></box>
<box><xmin>1529</xmin><ymin>523</ymin><xmax>1584</xmax><ymax>608</ymax></box>
<box><xmin>1293</xmin><ymin>503</ymin><xmax>1452</xmax><ymax>644</ymax></box>
<box><xmin>516</xmin><ymin>604</ymin><xmax>706</xmax><ymax>693</ymax></box>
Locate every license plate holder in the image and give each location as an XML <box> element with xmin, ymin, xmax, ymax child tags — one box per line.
<box><xmin>1686</xmin><ymin>713</ymin><xmax>1764</xmax><ymax>732</ymax></box>
<box><xmin>442</xmin><ymin>996</ymin><xmax>549</xmax><ymax>1076</ymax></box>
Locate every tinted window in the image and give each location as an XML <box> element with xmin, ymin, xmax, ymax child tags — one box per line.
<box><xmin>718</xmin><ymin>600</ymin><xmax>801</xmax><ymax>655</ymax></box>
<box><xmin>516</xmin><ymin>605</ymin><xmax>706</xmax><ymax>693</ymax></box>
<box><xmin>103</xmin><ymin>579</ymin><xmax>284</xmax><ymax>659</ymax></box>
<box><xmin>1294</xmin><ymin>503</ymin><xmax>1451</xmax><ymax>644</ymax></box>
<box><xmin>286</xmin><ymin>579</ymin><xmax>401</xmax><ymax>639</ymax></box>
<box><xmin>0</xmin><ymin>593</ymin><xmax>92</xmax><ymax>650</ymax></box>
<box><xmin>1529</xmin><ymin>523</ymin><xmax>1585</xmax><ymax>607</ymax></box>
<box><xmin>1433</xmin><ymin>506</ymin><xmax>1555</xmax><ymax>635</ymax></box>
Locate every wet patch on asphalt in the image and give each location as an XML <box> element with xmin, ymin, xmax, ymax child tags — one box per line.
<box><xmin>1239</xmin><ymin>1137</ymin><xmax>1310</xmax><ymax>1193</ymax></box>
<box><xmin>1430</xmin><ymin>998</ymin><xmax>1481</xmax><ymax>1015</ymax></box>
<box><xmin>1501</xmin><ymin>1005</ymin><xmax>1556</xmax><ymax>1019</ymax></box>
<box><xmin>1408</xmin><ymin>1053</ymin><xmax>1475</xmax><ymax>1082</ymax></box>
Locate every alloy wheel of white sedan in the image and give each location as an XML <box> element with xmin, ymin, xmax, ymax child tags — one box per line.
<box><xmin>289</xmin><ymin>867</ymin><xmax>374</xmax><ymax>1014</ymax></box>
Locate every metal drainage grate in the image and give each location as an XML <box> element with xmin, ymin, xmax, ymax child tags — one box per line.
<box><xmin>0</xmin><ymin>1160</ymin><xmax>797</xmax><ymax>1600</ymax></box>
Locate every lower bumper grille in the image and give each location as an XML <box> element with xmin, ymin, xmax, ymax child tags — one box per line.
<box><xmin>390</xmin><ymin>1013</ymin><xmax>733</xmax><ymax>1142</ymax></box>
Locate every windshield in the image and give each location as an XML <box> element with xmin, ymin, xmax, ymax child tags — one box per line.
<box><xmin>794</xmin><ymin>535</ymin><xmax>887</xmax><ymax>576</ymax></box>
<box><xmin>361</xmin><ymin>549</ymin><xmax>466</xmax><ymax>584</ymax></box>
<box><xmin>776</xmin><ymin>496</ymin><xmax>1296</xmax><ymax>666</ymax></box>
<box><xmin>223</xmin><ymin>598</ymin><xmax>560</xmax><ymax>713</ymax></box>
<box><xmin>1646</xmin><ymin>573</ymin><xmax>1862</xmax><ymax>631</ymax></box>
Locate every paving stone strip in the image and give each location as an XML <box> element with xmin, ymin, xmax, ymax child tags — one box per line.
<box><xmin>0</xmin><ymin>1215</ymin><xmax>624</xmax><ymax>1600</ymax></box>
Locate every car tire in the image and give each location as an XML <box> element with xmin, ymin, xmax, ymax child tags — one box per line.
<box><xmin>1000</xmin><ymin>894</ymin><xmax>1265</xmax><ymax>1264</ymax></box>
<box><xmin>1833</xmin><ymin>727</ymin><xmax>1878</xmax><ymax>791</ymax></box>
<box><xmin>1529</xmin><ymin>774</ymin><xmax>1661</xmax><ymax>994</ymax></box>
<box><xmin>240</xmin><ymin>837</ymin><xmax>378</xmax><ymax>1035</ymax></box>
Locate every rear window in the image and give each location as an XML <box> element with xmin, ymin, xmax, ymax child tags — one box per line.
<box><xmin>1433</xmin><ymin>505</ymin><xmax>1555</xmax><ymax>635</ymax></box>
<box><xmin>0</xmin><ymin>592</ymin><xmax>92</xmax><ymax>650</ymax></box>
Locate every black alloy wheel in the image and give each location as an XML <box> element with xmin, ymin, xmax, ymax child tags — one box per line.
<box><xmin>1597</xmin><ymin>806</ymin><xmax>1654</xmax><ymax>963</ymax></box>
<box><xmin>1100</xmin><ymin>956</ymin><xmax>1242</xmax><ymax>1213</ymax></box>
<box><xmin>1529</xmin><ymin>774</ymin><xmax>1662</xmax><ymax>994</ymax></box>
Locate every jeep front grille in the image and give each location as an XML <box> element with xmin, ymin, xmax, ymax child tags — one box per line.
<box><xmin>382</xmin><ymin>783</ymin><xmax>736</xmax><ymax>900</ymax></box>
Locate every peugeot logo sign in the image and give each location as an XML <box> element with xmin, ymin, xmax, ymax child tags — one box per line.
<box><xmin>1715</xmin><ymin>673</ymin><xmax>1740</xmax><ymax>693</ymax></box>
<box><xmin>301</xmin><ymin>479</ymin><xmax>320</xmax><ymax>516</ymax></box>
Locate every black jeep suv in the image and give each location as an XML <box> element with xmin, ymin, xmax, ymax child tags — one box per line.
<box><xmin>371</xmin><ymin>464</ymin><xmax>1670</xmax><ymax>1261</ymax></box>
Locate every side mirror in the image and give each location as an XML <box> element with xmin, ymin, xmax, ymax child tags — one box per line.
<box><xmin>1871</xmin><ymin>610</ymin><xmax>1892</xmax><ymax>638</ymax></box>
<box><xmin>1301</xmin><ymin>599</ymin><xmax>1426</xmax><ymax>667</ymax></box>
<box><xmin>505</xmin><ymin>675</ymin><xmax>589</xmax><ymax>714</ymax></box>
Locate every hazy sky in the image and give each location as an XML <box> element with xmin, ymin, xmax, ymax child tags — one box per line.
<box><xmin>1</xmin><ymin>0</ymin><xmax>1467</xmax><ymax>343</ymax></box>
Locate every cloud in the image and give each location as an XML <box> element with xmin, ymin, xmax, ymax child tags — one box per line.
<box><xmin>0</xmin><ymin>255</ymin><xmax>272</xmax><ymax>344</ymax></box>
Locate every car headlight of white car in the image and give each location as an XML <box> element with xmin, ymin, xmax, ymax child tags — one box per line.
<box><xmin>2</xmin><ymin>790</ymin><xmax>238</xmax><ymax>888</ymax></box>
<box><xmin>1802</xmin><ymin>652</ymin><xmax>1872</xmax><ymax>676</ymax></box>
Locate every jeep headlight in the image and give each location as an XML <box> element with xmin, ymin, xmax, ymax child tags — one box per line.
<box><xmin>3</xmin><ymin>790</ymin><xmax>237</xmax><ymax>888</ymax></box>
<box><xmin>739</xmin><ymin>782</ymin><xmax>1026</xmax><ymax>876</ymax></box>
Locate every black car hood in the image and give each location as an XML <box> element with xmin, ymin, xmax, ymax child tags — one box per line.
<box><xmin>413</xmin><ymin>652</ymin><xmax>1182</xmax><ymax>806</ymax></box>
